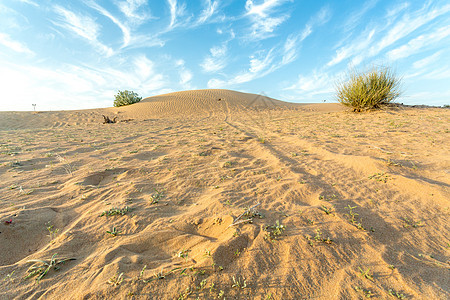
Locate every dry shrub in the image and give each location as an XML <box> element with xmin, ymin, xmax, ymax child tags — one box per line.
<box><xmin>335</xmin><ymin>66</ymin><xmax>402</xmax><ymax>112</ymax></box>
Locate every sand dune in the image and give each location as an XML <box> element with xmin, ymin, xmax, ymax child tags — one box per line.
<box><xmin>0</xmin><ymin>90</ymin><xmax>448</xmax><ymax>299</ymax></box>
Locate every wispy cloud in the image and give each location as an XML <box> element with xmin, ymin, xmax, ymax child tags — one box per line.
<box><xmin>327</xmin><ymin>28</ymin><xmax>376</xmax><ymax>67</ymax></box>
<box><xmin>84</xmin><ymin>1</ymin><xmax>131</xmax><ymax>48</ymax></box>
<box><xmin>387</xmin><ymin>25</ymin><xmax>450</xmax><ymax>61</ymax></box>
<box><xmin>167</xmin><ymin>0</ymin><xmax>187</xmax><ymax>29</ymax></box>
<box><xmin>0</xmin><ymin>32</ymin><xmax>34</xmax><ymax>55</ymax></box>
<box><xmin>369</xmin><ymin>4</ymin><xmax>450</xmax><ymax>57</ymax></box>
<box><xmin>197</xmin><ymin>0</ymin><xmax>219</xmax><ymax>24</ymax></box>
<box><xmin>16</xmin><ymin>0</ymin><xmax>39</xmax><ymax>7</ymax></box>
<box><xmin>284</xmin><ymin>69</ymin><xmax>335</xmax><ymax>97</ymax></box>
<box><xmin>281</xmin><ymin>34</ymin><xmax>298</xmax><ymax>65</ymax></box>
<box><xmin>328</xmin><ymin>2</ymin><xmax>450</xmax><ymax>67</ymax></box>
<box><xmin>208</xmin><ymin>48</ymin><xmax>276</xmax><ymax>87</ymax></box>
<box><xmin>386</xmin><ymin>2</ymin><xmax>409</xmax><ymax>19</ymax></box>
<box><xmin>244</xmin><ymin>0</ymin><xmax>291</xmax><ymax>40</ymax></box>
<box><xmin>342</xmin><ymin>0</ymin><xmax>378</xmax><ymax>32</ymax></box>
<box><xmin>301</xmin><ymin>5</ymin><xmax>331</xmax><ymax>40</ymax></box>
<box><xmin>53</xmin><ymin>5</ymin><xmax>114</xmax><ymax>56</ymax></box>
<box><xmin>201</xmin><ymin>44</ymin><xmax>228</xmax><ymax>72</ymax></box>
<box><xmin>282</xmin><ymin>5</ymin><xmax>332</xmax><ymax>65</ymax></box>
<box><xmin>0</xmin><ymin>53</ymin><xmax>173</xmax><ymax>110</ymax></box>
<box><xmin>412</xmin><ymin>50</ymin><xmax>443</xmax><ymax>69</ymax></box>
<box><xmin>117</xmin><ymin>0</ymin><xmax>153</xmax><ymax>24</ymax></box>
<box><xmin>176</xmin><ymin>60</ymin><xmax>193</xmax><ymax>87</ymax></box>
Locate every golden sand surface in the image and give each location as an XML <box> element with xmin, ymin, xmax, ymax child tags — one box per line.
<box><xmin>0</xmin><ymin>90</ymin><xmax>448</xmax><ymax>299</ymax></box>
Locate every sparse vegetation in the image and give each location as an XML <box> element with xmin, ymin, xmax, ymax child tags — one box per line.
<box><xmin>100</xmin><ymin>206</ymin><xmax>130</xmax><ymax>217</ymax></box>
<box><xmin>25</xmin><ymin>254</ymin><xmax>75</xmax><ymax>283</ymax></box>
<box><xmin>231</xmin><ymin>275</ymin><xmax>247</xmax><ymax>289</ymax></box>
<box><xmin>106</xmin><ymin>227</ymin><xmax>121</xmax><ymax>236</ymax></box>
<box><xmin>264</xmin><ymin>220</ymin><xmax>286</xmax><ymax>241</ymax></box>
<box><xmin>46</xmin><ymin>222</ymin><xmax>59</xmax><ymax>241</ymax></box>
<box><xmin>358</xmin><ymin>267</ymin><xmax>374</xmax><ymax>281</ymax></box>
<box><xmin>107</xmin><ymin>272</ymin><xmax>124</xmax><ymax>286</ymax></box>
<box><xmin>335</xmin><ymin>66</ymin><xmax>402</xmax><ymax>111</ymax></box>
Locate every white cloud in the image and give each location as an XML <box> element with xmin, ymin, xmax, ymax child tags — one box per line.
<box><xmin>53</xmin><ymin>5</ymin><xmax>114</xmax><ymax>56</ymax></box>
<box><xmin>249</xmin><ymin>49</ymin><xmax>274</xmax><ymax>73</ymax></box>
<box><xmin>386</xmin><ymin>2</ymin><xmax>409</xmax><ymax>19</ymax></box>
<box><xmin>371</xmin><ymin>4</ymin><xmax>450</xmax><ymax>56</ymax></box>
<box><xmin>208</xmin><ymin>48</ymin><xmax>276</xmax><ymax>88</ymax></box>
<box><xmin>328</xmin><ymin>2</ymin><xmax>450</xmax><ymax>68</ymax></box>
<box><xmin>133</xmin><ymin>55</ymin><xmax>155</xmax><ymax>79</ymax></box>
<box><xmin>280</xmin><ymin>6</ymin><xmax>331</xmax><ymax>66</ymax></box>
<box><xmin>117</xmin><ymin>0</ymin><xmax>152</xmax><ymax>24</ymax></box>
<box><xmin>412</xmin><ymin>51</ymin><xmax>443</xmax><ymax>69</ymax></box>
<box><xmin>167</xmin><ymin>0</ymin><xmax>186</xmax><ymax>29</ymax></box>
<box><xmin>282</xmin><ymin>69</ymin><xmax>344</xmax><ymax>102</ymax></box>
<box><xmin>0</xmin><ymin>32</ymin><xmax>34</xmax><ymax>55</ymax></box>
<box><xmin>0</xmin><ymin>55</ymin><xmax>171</xmax><ymax>111</ymax></box>
<box><xmin>244</xmin><ymin>0</ymin><xmax>291</xmax><ymax>40</ymax></box>
<box><xmin>387</xmin><ymin>25</ymin><xmax>450</xmax><ymax>61</ymax></box>
<box><xmin>197</xmin><ymin>0</ymin><xmax>219</xmax><ymax>24</ymax></box>
<box><xmin>281</xmin><ymin>34</ymin><xmax>298</xmax><ymax>65</ymax></box>
<box><xmin>200</xmin><ymin>44</ymin><xmax>228</xmax><ymax>72</ymax></box>
<box><xmin>174</xmin><ymin>59</ymin><xmax>193</xmax><ymax>87</ymax></box>
<box><xmin>0</xmin><ymin>4</ymin><xmax>30</xmax><ymax>30</ymax></box>
<box><xmin>342</xmin><ymin>0</ymin><xmax>378</xmax><ymax>32</ymax></box>
<box><xmin>180</xmin><ymin>69</ymin><xmax>193</xmax><ymax>85</ymax></box>
<box><xmin>16</xmin><ymin>0</ymin><xmax>39</xmax><ymax>7</ymax></box>
<box><xmin>85</xmin><ymin>1</ymin><xmax>131</xmax><ymax>48</ymax></box>
<box><xmin>327</xmin><ymin>28</ymin><xmax>376</xmax><ymax>66</ymax></box>
<box><xmin>285</xmin><ymin>71</ymin><xmax>333</xmax><ymax>94</ymax></box>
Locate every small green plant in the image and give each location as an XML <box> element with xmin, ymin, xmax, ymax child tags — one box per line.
<box><xmin>264</xmin><ymin>220</ymin><xmax>286</xmax><ymax>241</ymax></box>
<box><xmin>358</xmin><ymin>267</ymin><xmax>374</xmax><ymax>281</ymax></box>
<box><xmin>25</xmin><ymin>254</ymin><xmax>76</xmax><ymax>283</ymax></box>
<box><xmin>321</xmin><ymin>205</ymin><xmax>333</xmax><ymax>215</ymax></box>
<box><xmin>138</xmin><ymin>265</ymin><xmax>147</xmax><ymax>280</ymax></box>
<box><xmin>335</xmin><ymin>66</ymin><xmax>402</xmax><ymax>111</ymax></box>
<box><xmin>107</xmin><ymin>272</ymin><xmax>124</xmax><ymax>286</ymax></box>
<box><xmin>3</xmin><ymin>270</ymin><xmax>15</xmax><ymax>282</ymax></box>
<box><xmin>56</xmin><ymin>154</ymin><xmax>75</xmax><ymax>176</ymax></box>
<box><xmin>354</xmin><ymin>286</ymin><xmax>374</xmax><ymax>298</ymax></box>
<box><xmin>313</xmin><ymin>229</ymin><xmax>333</xmax><ymax>244</ymax></box>
<box><xmin>231</xmin><ymin>275</ymin><xmax>247</xmax><ymax>289</ymax></box>
<box><xmin>177</xmin><ymin>249</ymin><xmax>190</xmax><ymax>261</ymax></box>
<box><xmin>388</xmin><ymin>289</ymin><xmax>407</xmax><ymax>299</ymax></box>
<box><xmin>345</xmin><ymin>205</ymin><xmax>358</xmax><ymax>224</ymax></box>
<box><xmin>178</xmin><ymin>287</ymin><xmax>192</xmax><ymax>299</ymax></box>
<box><xmin>46</xmin><ymin>222</ymin><xmax>59</xmax><ymax>241</ymax></box>
<box><xmin>106</xmin><ymin>227</ymin><xmax>121</xmax><ymax>237</ymax></box>
<box><xmin>113</xmin><ymin>90</ymin><xmax>142</xmax><ymax>107</ymax></box>
<box><xmin>223</xmin><ymin>161</ymin><xmax>234</xmax><ymax>168</ymax></box>
<box><xmin>151</xmin><ymin>188</ymin><xmax>164</xmax><ymax>204</ymax></box>
<box><xmin>100</xmin><ymin>206</ymin><xmax>130</xmax><ymax>217</ymax></box>
<box><xmin>198</xmin><ymin>278</ymin><xmax>208</xmax><ymax>290</ymax></box>
<box><xmin>402</xmin><ymin>217</ymin><xmax>423</xmax><ymax>228</ymax></box>
<box><xmin>203</xmin><ymin>249</ymin><xmax>212</xmax><ymax>258</ymax></box>
<box><xmin>368</xmin><ymin>172</ymin><xmax>390</xmax><ymax>183</ymax></box>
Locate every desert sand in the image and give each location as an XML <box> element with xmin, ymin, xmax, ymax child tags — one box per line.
<box><xmin>0</xmin><ymin>89</ymin><xmax>449</xmax><ymax>299</ymax></box>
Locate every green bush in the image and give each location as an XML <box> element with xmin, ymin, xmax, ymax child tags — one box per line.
<box><xmin>335</xmin><ymin>66</ymin><xmax>402</xmax><ymax>112</ymax></box>
<box><xmin>113</xmin><ymin>90</ymin><xmax>142</xmax><ymax>107</ymax></box>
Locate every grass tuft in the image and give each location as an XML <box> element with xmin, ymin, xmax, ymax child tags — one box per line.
<box><xmin>335</xmin><ymin>66</ymin><xmax>402</xmax><ymax>112</ymax></box>
<box><xmin>25</xmin><ymin>254</ymin><xmax>75</xmax><ymax>283</ymax></box>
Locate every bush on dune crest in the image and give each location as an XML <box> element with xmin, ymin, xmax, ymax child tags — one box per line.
<box><xmin>114</xmin><ymin>90</ymin><xmax>142</xmax><ymax>107</ymax></box>
<box><xmin>335</xmin><ymin>66</ymin><xmax>402</xmax><ymax>112</ymax></box>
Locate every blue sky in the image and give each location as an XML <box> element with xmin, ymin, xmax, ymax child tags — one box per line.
<box><xmin>0</xmin><ymin>0</ymin><xmax>449</xmax><ymax>111</ymax></box>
